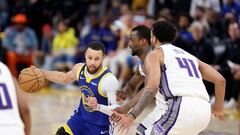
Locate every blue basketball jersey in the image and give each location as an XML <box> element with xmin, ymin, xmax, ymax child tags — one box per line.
<box><xmin>67</xmin><ymin>64</ymin><xmax>112</xmax><ymax>135</ymax></box>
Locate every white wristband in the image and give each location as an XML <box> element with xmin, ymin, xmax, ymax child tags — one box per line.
<box><xmin>96</xmin><ymin>104</ymin><xmax>100</xmax><ymax>111</ymax></box>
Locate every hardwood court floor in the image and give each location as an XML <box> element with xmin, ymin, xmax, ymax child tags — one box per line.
<box><xmin>26</xmin><ymin>88</ymin><xmax>240</xmax><ymax>135</ymax></box>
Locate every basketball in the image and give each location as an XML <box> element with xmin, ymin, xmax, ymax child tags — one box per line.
<box><xmin>18</xmin><ymin>67</ymin><xmax>45</xmax><ymax>93</ymax></box>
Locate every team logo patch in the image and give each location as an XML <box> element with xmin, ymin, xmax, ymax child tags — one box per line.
<box><xmin>79</xmin><ymin>85</ymin><xmax>95</xmax><ymax>112</ymax></box>
<box><xmin>153</xmin><ymin>123</ymin><xmax>164</xmax><ymax>134</ymax></box>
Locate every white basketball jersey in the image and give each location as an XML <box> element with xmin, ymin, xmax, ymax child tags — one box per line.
<box><xmin>0</xmin><ymin>62</ymin><xmax>23</xmax><ymax>127</ymax></box>
<box><xmin>158</xmin><ymin>44</ymin><xmax>209</xmax><ymax>101</ymax></box>
<box><xmin>138</xmin><ymin>63</ymin><xmax>145</xmax><ymax>78</ymax></box>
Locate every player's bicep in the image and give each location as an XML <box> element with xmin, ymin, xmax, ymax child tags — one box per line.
<box><xmin>65</xmin><ymin>70</ymin><xmax>77</xmax><ymax>83</ymax></box>
<box><xmin>198</xmin><ymin>60</ymin><xmax>225</xmax><ymax>83</ymax></box>
<box><xmin>144</xmin><ymin>52</ymin><xmax>161</xmax><ymax>92</ymax></box>
<box><xmin>65</xmin><ymin>63</ymin><xmax>83</xmax><ymax>83</ymax></box>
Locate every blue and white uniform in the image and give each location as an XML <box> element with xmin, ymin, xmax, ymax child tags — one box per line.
<box><xmin>64</xmin><ymin>64</ymin><xmax>118</xmax><ymax>135</ymax></box>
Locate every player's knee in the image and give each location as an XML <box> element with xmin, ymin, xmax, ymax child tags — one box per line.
<box><xmin>55</xmin><ymin>127</ymin><xmax>70</xmax><ymax>135</ymax></box>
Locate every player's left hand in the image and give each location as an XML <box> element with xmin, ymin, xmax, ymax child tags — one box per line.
<box><xmin>116</xmin><ymin>90</ymin><xmax>127</xmax><ymax>103</ymax></box>
<box><xmin>86</xmin><ymin>96</ymin><xmax>99</xmax><ymax>111</ymax></box>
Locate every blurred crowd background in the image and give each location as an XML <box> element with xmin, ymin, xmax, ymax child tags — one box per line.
<box><xmin>0</xmin><ymin>0</ymin><xmax>240</xmax><ymax>109</ymax></box>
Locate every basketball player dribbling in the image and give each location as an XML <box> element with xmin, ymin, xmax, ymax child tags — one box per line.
<box><xmin>0</xmin><ymin>61</ymin><xmax>31</xmax><ymax>135</ymax></box>
<box><xmin>111</xmin><ymin>21</ymin><xmax>225</xmax><ymax>135</ymax></box>
<box><xmin>32</xmin><ymin>42</ymin><xmax>119</xmax><ymax>135</ymax></box>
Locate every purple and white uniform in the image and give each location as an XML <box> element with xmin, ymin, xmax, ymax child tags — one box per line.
<box><xmin>0</xmin><ymin>62</ymin><xmax>24</xmax><ymax>135</ymax></box>
<box><xmin>136</xmin><ymin>62</ymin><xmax>168</xmax><ymax>135</ymax></box>
<box><xmin>150</xmin><ymin>44</ymin><xmax>211</xmax><ymax>135</ymax></box>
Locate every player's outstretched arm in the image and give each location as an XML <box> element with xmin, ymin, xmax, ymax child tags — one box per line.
<box><xmin>31</xmin><ymin>63</ymin><xmax>82</xmax><ymax>84</ymax></box>
<box><xmin>198</xmin><ymin>60</ymin><xmax>226</xmax><ymax>121</ymax></box>
<box><xmin>111</xmin><ymin>50</ymin><xmax>162</xmax><ymax>129</ymax></box>
<box><xmin>129</xmin><ymin>51</ymin><xmax>161</xmax><ymax>119</ymax></box>
<box><xmin>14</xmin><ymin>78</ymin><xmax>31</xmax><ymax>135</ymax></box>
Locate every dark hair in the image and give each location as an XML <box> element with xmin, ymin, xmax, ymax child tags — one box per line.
<box><xmin>86</xmin><ymin>41</ymin><xmax>106</xmax><ymax>54</ymax></box>
<box><xmin>152</xmin><ymin>21</ymin><xmax>177</xmax><ymax>43</ymax></box>
<box><xmin>131</xmin><ymin>25</ymin><xmax>151</xmax><ymax>45</ymax></box>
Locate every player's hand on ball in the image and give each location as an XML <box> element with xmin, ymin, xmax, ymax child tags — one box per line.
<box><xmin>86</xmin><ymin>96</ymin><xmax>99</xmax><ymax>111</ymax></box>
<box><xmin>18</xmin><ymin>67</ymin><xmax>45</xmax><ymax>93</ymax></box>
<box><xmin>30</xmin><ymin>65</ymin><xmax>37</xmax><ymax>70</ymax></box>
<box><xmin>29</xmin><ymin>66</ymin><xmax>43</xmax><ymax>75</ymax></box>
<box><xmin>30</xmin><ymin>65</ymin><xmax>41</xmax><ymax>72</ymax></box>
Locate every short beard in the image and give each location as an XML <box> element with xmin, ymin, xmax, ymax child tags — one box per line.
<box><xmin>131</xmin><ymin>50</ymin><xmax>140</xmax><ymax>56</ymax></box>
<box><xmin>87</xmin><ymin>64</ymin><xmax>102</xmax><ymax>74</ymax></box>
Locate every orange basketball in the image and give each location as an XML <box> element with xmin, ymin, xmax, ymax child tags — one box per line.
<box><xmin>18</xmin><ymin>67</ymin><xmax>45</xmax><ymax>93</ymax></box>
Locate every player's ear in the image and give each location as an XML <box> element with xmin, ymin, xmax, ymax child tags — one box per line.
<box><xmin>152</xmin><ymin>35</ymin><xmax>157</xmax><ymax>45</ymax></box>
<box><xmin>142</xmin><ymin>39</ymin><xmax>147</xmax><ymax>45</ymax></box>
<box><xmin>102</xmin><ymin>50</ymin><xmax>105</xmax><ymax>58</ymax></box>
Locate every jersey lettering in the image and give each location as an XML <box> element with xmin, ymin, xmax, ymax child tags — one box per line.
<box><xmin>0</xmin><ymin>83</ymin><xmax>13</xmax><ymax>109</ymax></box>
<box><xmin>175</xmin><ymin>57</ymin><xmax>200</xmax><ymax>78</ymax></box>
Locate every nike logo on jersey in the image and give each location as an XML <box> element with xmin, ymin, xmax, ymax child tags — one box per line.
<box><xmin>90</xmin><ymin>81</ymin><xmax>97</xmax><ymax>86</ymax></box>
<box><xmin>79</xmin><ymin>76</ymin><xmax>85</xmax><ymax>79</ymax></box>
<box><xmin>100</xmin><ymin>130</ymin><xmax>108</xmax><ymax>134</ymax></box>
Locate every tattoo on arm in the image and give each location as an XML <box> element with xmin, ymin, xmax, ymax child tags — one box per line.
<box><xmin>130</xmin><ymin>88</ymin><xmax>155</xmax><ymax>118</ymax></box>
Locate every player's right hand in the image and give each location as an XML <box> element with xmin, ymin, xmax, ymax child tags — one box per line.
<box><xmin>30</xmin><ymin>65</ymin><xmax>42</xmax><ymax>73</ymax></box>
<box><xmin>86</xmin><ymin>96</ymin><xmax>99</xmax><ymax>111</ymax></box>
<box><xmin>30</xmin><ymin>66</ymin><xmax>40</xmax><ymax>72</ymax></box>
<box><xmin>212</xmin><ymin>109</ymin><xmax>225</xmax><ymax>122</ymax></box>
<box><xmin>30</xmin><ymin>65</ymin><xmax>37</xmax><ymax>69</ymax></box>
<box><xmin>116</xmin><ymin>90</ymin><xmax>127</xmax><ymax>103</ymax></box>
